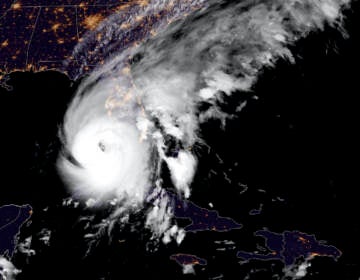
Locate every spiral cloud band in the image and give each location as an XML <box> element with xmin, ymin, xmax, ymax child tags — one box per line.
<box><xmin>58</xmin><ymin>0</ymin><xmax>350</xmax><ymax>238</ymax></box>
<box><xmin>58</xmin><ymin>69</ymin><xmax>153</xmax><ymax>206</ymax></box>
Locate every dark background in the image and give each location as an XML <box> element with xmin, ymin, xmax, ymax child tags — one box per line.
<box><xmin>0</xmin><ymin>3</ymin><xmax>359</xmax><ymax>279</ymax></box>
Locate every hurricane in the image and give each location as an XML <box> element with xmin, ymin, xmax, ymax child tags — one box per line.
<box><xmin>58</xmin><ymin>0</ymin><xmax>350</xmax><ymax>242</ymax></box>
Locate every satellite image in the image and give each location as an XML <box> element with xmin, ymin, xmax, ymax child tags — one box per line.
<box><xmin>0</xmin><ymin>0</ymin><xmax>359</xmax><ymax>279</ymax></box>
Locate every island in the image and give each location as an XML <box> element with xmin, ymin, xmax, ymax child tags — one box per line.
<box><xmin>237</xmin><ymin>230</ymin><xmax>342</xmax><ymax>266</ymax></box>
<box><xmin>168</xmin><ymin>192</ymin><xmax>242</xmax><ymax>233</ymax></box>
<box><xmin>170</xmin><ymin>253</ymin><xmax>207</xmax><ymax>274</ymax></box>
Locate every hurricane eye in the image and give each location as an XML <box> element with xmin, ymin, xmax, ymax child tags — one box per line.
<box><xmin>98</xmin><ymin>141</ymin><xmax>106</xmax><ymax>152</ymax></box>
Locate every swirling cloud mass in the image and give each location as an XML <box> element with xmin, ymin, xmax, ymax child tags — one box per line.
<box><xmin>58</xmin><ymin>0</ymin><xmax>350</xmax><ymax>241</ymax></box>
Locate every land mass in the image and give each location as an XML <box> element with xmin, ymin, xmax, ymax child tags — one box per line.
<box><xmin>0</xmin><ymin>204</ymin><xmax>33</xmax><ymax>259</ymax></box>
<box><xmin>237</xmin><ymin>230</ymin><xmax>342</xmax><ymax>266</ymax></box>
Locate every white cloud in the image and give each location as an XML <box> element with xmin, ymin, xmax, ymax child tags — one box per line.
<box><xmin>183</xmin><ymin>264</ymin><xmax>196</xmax><ymax>274</ymax></box>
<box><xmin>0</xmin><ymin>257</ymin><xmax>21</xmax><ymax>280</ymax></box>
<box><xmin>164</xmin><ymin>151</ymin><xmax>197</xmax><ymax>198</ymax></box>
<box><xmin>16</xmin><ymin>237</ymin><xmax>35</xmax><ymax>257</ymax></box>
<box><xmin>145</xmin><ymin>192</ymin><xmax>173</xmax><ymax>241</ymax></box>
<box><xmin>162</xmin><ymin>225</ymin><xmax>186</xmax><ymax>245</ymax></box>
<box><xmin>283</xmin><ymin>259</ymin><xmax>312</xmax><ymax>280</ymax></box>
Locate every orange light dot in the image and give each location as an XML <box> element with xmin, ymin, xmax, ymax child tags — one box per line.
<box><xmin>12</xmin><ymin>2</ymin><xmax>21</xmax><ymax>10</ymax></box>
<box><xmin>1</xmin><ymin>40</ymin><xmax>9</xmax><ymax>48</ymax></box>
<box><xmin>83</xmin><ymin>14</ymin><xmax>104</xmax><ymax>30</ymax></box>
